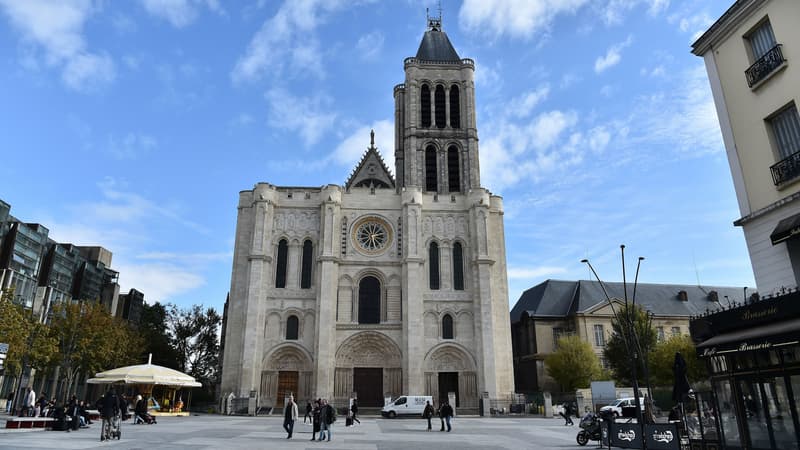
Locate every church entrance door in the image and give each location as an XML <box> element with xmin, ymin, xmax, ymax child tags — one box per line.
<box><xmin>438</xmin><ymin>372</ymin><xmax>459</xmax><ymax>407</ymax></box>
<box><xmin>276</xmin><ymin>371</ymin><xmax>298</xmax><ymax>409</ymax></box>
<box><xmin>353</xmin><ymin>368</ymin><xmax>383</xmax><ymax>407</ymax></box>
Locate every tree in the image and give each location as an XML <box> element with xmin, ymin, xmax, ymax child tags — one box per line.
<box><xmin>649</xmin><ymin>334</ymin><xmax>707</xmax><ymax>386</ymax></box>
<box><xmin>48</xmin><ymin>301</ymin><xmax>141</xmax><ymax>402</ymax></box>
<box><xmin>167</xmin><ymin>305</ymin><xmax>221</xmax><ymax>395</ymax></box>
<box><xmin>545</xmin><ymin>335</ymin><xmax>604</xmax><ymax>392</ymax></box>
<box><xmin>603</xmin><ymin>304</ymin><xmax>657</xmax><ymax>386</ymax></box>
<box><xmin>137</xmin><ymin>302</ymin><xmax>181</xmax><ymax>369</ymax></box>
<box><xmin>0</xmin><ymin>288</ymin><xmax>57</xmax><ymax>378</ymax></box>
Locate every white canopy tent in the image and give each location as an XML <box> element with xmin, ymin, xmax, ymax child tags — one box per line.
<box><xmin>87</xmin><ymin>355</ymin><xmax>201</xmax><ymax>387</ymax></box>
<box><xmin>87</xmin><ymin>355</ymin><xmax>201</xmax><ymax>414</ymax></box>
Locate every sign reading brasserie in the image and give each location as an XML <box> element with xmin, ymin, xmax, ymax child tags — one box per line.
<box><xmin>610</xmin><ymin>423</ymin><xmax>643</xmax><ymax>448</ymax></box>
<box><xmin>645</xmin><ymin>423</ymin><xmax>680</xmax><ymax>450</ymax></box>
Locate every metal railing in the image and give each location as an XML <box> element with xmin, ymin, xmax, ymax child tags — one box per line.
<box><xmin>745</xmin><ymin>44</ymin><xmax>785</xmax><ymax>87</ymax></box>
<box><xmin>770</xmin><ymin>149</ymin><xmax>800</xmax><ymax>185</ymax></box>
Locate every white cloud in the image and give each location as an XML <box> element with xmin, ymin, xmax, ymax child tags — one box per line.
<box><xmin>513</xmin><ymin>84</ymin><xmax>550</xmax><ymax>118</ymax></box>
<box><xmin>560</xmin><ymin>73</ymin><xmax>581</xmax><ymax>89</ymax></box>
<box><xmin>0</xmin><ymin>0</ymin><xmax>115</xmax><ymax>90</ymax></box>
<box><xmin>507</xmin><ymin>266</ymin><xmax>567</xmax><ymax>280</ymax></box>
<box><xmin>232</xmin><ymin>0</ymin><xmax>353</xmax><ymax>83</ymax></box>
<box><xmin>115</xmin><ymin>261</ymin><xmax>205</xmax><ymax>303</ymax></box>
<box><xmin>264</xmin><ymin>88</ymin><xmax>337</xmax><ymax>146</ymax></box>
<box><xmin>628</xmin><ymin>65</ymin><xmax>722</xmax><ymax>157</ymax></box>
<box><xmin>332</xmin><ymin>120</ymin><xmax>394</xmax><ymax>169</ymax></box>
<box><xmin>106</xmin><ymin>132</ymin><xmax>158</xmax><ymax>159</ymax></box>
<box><xmin>594</xmin><ymin>35</ymin><xmax>633</xmax><ymax>73</ymax></box>
<box><xmin>356</xmin><ymin>30</ymin><xmax>385</xmax><ymax>60</ymax></box>
<box><xmin>136</xmin><ymin>251</ymin><xmax>231</xmax><ymax>262</ymax></box>
<box><xmin>140</xmin><ymin>0</ymin><xmax>224</xmax><ymax>28</ymax></box>
<box><xmin>459</xmin><ymin>0</ymin><xmax>590</xmax><ymax>40</ymax></box>
<box><xmin>601</xmin><ymin>0</ymin><xmax>669</xmax><ymax>25</ymax></box>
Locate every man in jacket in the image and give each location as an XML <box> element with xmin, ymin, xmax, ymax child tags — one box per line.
<box><xmin>97</xmin><ymin>388</ymin><xmax>120</xmax><ymax>441</ymax></box>
<box><xmin>440</xmin><ymin>400</ymin><xmax>454</xmax><ymax>432</ymax></box>
<box><xmin>318</xmin><ymin>399</ymin><xmax>336</xmax><ymax>442</ymax></box>
<box><xmin>283</xmin><ymin>395</ymin><xmax>299</xmax><ymax>439</ymax></box>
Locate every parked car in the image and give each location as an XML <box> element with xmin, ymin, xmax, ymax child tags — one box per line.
<box><xmin>599</xmin><ymin>397</ymin><xmax>645</xmax><ymax>418</ymax></box>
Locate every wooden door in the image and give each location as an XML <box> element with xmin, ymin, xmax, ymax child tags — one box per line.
<box><xmin>276</xmin><ymin>371</ymin><xmax>298</xmax><ymax>409</ymax></box>
<box><xmin>353</xmin><ymin>368</ymin><xmax>383</xmax><ymax>407</ymax></box>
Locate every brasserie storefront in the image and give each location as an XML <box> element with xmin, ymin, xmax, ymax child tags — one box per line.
<box><xmin>690</xmin><ymin>290</ymin><xmax>800</xmax><ymax>449</ymax></box>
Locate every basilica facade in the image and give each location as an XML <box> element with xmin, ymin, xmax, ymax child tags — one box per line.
<box><xmin>220</xmin><ymin>17</ymin><xmax>514</xmax><ymax>412</ymax></box>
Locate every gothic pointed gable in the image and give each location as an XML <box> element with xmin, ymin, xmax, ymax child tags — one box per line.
<box><xmin>345</xmin><ymin>130</ymin><xmax>395</xmax><ymax>190</ymax></box>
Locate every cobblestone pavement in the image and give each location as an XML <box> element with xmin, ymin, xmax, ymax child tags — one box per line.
<box><xmin>0</xmin><ymin>414</ymin><xmax>588</xmax><ymax>449</ymax></box>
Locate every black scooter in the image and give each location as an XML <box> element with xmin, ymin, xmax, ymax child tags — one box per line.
<box><xmin>576</xmin><ymin>412</ymin><xmax>602</xmax><ymax>446</ymax></box>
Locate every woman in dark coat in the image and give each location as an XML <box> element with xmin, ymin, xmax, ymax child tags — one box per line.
<box><xmin>310</xmin><ymin>399</ymin><xmax>321</xmax><ymax>441</ymax></box>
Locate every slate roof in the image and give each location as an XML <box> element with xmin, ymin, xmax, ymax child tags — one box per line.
<box><xmin>415</xmin><ymin>29</ymin><xmax>461</xmax><ymax>62</ymax></box>
<box><xmin>510</xmin><ymin>279</ymin><xmax>748</xmax><ymax>323</ymax></box>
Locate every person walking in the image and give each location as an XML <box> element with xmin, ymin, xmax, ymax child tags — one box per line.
<box><xmin>304</xmin><ymin>400</ymin><xmax>312</xmax><ymax>424</ymax></box>
<box><xmin>319</xmin><ymin>399</ymin><xmax>336</xmax><ymax>442</ymax></box>
<box><xmin>6</xmin><ymin>391</ymin><xmax>14</xmax><ymax>414</ymax></box>
<box><xmin>283</xmin><ymin>395</ymin><xmax>298</xmax><ymax>439</ymax></box>
<box><xmin>310</xmin><ymin>399</ymin><xmax>321</xmax><ymax>441</ymax></box>
<box><xmin>423</xmin><ymin>400</ymin><xmax>435</xmax><ymax>431</ymax></box>
<box><xmin>350</xmin><ymin>399</ymin><xmax>360</xmax><ymax>425</ymax></box>
<box><xmin>97</xmin><ymin>388</ymin><xmax>120</xmax><ymax>441</ymax></box>
<box><xmin>560</xmin><ymin>401</ymin><xmax>574</xmax><ymax>425</ymax></box>
<box><xmin>437</xmin><ymin>402</ymin><xmax>445</xmax><ymax>431</ymax></box>
<box><xmin>21</xmin><ymin>387</ymin><xmax>35</xmax><ymax>417</ymax></box>
<box><xmin>440</xmin><ymin>400</ymin><xmax>454</xmax><ymax>432</ymax></box>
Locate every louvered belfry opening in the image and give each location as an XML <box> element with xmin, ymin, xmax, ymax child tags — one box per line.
<box><xmin>449</xmin><ymin>85</ymin><xmax>460</xmax><ymax>128</ymax></box>
<box><xmin>435</xmin><ymin>85</ymin><xmax>446</xmax><ymax>128</ymax></box>
<box><xmin>425</xmin><ymin>145</ymin><xmax>437</xmax><ymax>192</ymax></box>
<box><xmin>447</xmin><ymin>145</ymin><xmax>460</xmax><ymax>192</ymax></box>
<box><xmin>421</xmin><ymin>84</ymin><xmax>431</xmax><ymax>128</ymax></box>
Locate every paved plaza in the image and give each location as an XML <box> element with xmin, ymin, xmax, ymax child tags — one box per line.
<box><xmin>0</xmin><ymin>414</ymin><xmax>587</xmax><ymax>449</ymax></box>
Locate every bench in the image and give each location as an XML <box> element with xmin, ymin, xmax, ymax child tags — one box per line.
<box><xmin>5</xmin><ymin>417</ymin><xmax>56</xmax><ymax>429</ymax></box>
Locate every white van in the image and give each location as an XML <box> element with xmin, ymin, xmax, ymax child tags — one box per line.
<box><xmin>600</xmin><ymin>397</ymin><xmax>646</xmax><ymax>417</ymax></box>
<box><xmin>381</xmin><ymin>395</ymin><xmax>433</xmax><ymax>418</ymax></box>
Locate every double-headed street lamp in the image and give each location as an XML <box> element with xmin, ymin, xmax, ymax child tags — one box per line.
<box><xmin>582</xmin><ymin>245</ymin><xmax>653</xmax><ymax>437</ymax></box>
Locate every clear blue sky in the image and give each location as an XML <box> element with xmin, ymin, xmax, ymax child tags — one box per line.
<box><xmin>0</xmin><ymin>0</ymin><xmax>753</xmax><ymax>313</ymax></box>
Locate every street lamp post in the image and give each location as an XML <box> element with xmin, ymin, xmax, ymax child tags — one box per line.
<box><xmin>582</xmin><ymin>245</ymin><xmax>649</xmax><ymax>448</ymax></box>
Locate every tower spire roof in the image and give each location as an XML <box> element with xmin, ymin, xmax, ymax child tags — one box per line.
<box><xmin>416</xmin><ymin>4</ymin><xmax>460</xmax><ymax>62</ymax></box>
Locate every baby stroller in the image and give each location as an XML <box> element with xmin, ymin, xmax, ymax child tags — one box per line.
<box><xmin>134</xmin><ymin>411</ymin><xmax>157</xmax><ymax>424</ymax></box>
<box><xmin>102</xmin><ymin>411</ymin><xmax>122</xmax><ymax>440</ymax></box>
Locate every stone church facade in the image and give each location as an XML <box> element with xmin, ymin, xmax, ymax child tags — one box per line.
<box><xmin>220</xmin><ymin>16</ymin><xmax>514</xmax><ymax>412</ymax></box>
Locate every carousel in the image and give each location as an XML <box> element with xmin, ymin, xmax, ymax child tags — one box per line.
<box><xmin>87</xmin><ymin>354</ymin><xmax>202</xmax><ymax>416</ymax></box>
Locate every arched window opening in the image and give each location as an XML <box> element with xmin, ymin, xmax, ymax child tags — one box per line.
<box><xmin>275</xmin><ymin>239</ymin><xmax>288</xmax><ymax>288</ymax></box>
<box><xmin>429</xmin><ymin>242</ymin><xmax>440</xmax><ymax>290</ymax></box>
<box><xmin>447</xmin><ymin>146</ymin><xmax>460</xmax><ymax>193</ymax></box>
<box><xmin>450</xmin><ymin>85</ymin><xmax>460</xmax><ymax>128</ymax></box>
<box><xmin>442</xmin><ymin>314</ymin><xmax>454</xmax><ymax>339</ymax></box>
<box><xmin>286</xmin><ymin>315</ymin><xmax>299</xmax><ymax>340</ymax></box>
<box><xmin>301</xmin><ymin>240</ymin><xmax>313</xmax><ymax>289</ymax></box>
<box><xmin>358</xmin><ymin>276</ymin><xmax>381</xmax><ymax>324</ymax></box>
<box><xmin>435</xmin><ymin>85</ymin><xmax>446</xmax><ymax>129</ymax></box>
<box><xmin>453</xmin><ymin>242</ymin><xmax>464</xmax><ymax>291</ymax></box>
<box><xmin>420</xmin><ymin>84</ymin><xmax>431</xmax><ymax>128</ymax></box>
<box><xmin>425</xmin><ymin>145</ymin><xmax>437</xmax><ymax>192</ymax></box>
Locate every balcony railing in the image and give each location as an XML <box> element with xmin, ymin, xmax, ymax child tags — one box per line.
<box><xmin>745</xmin><ymin>44</ymin><xmax>786</xmax><ymax>88</ymax></box>
<box><xmin>771</xmin><ymin>149</ymin><xmax>800</xmax><ymax>185</ymax></box>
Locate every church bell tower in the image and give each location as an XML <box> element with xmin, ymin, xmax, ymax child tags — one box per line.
<box><xmin>394</xmin><ymin>12</ymin><xmax>480</xmax><ymax>194</ymax></box>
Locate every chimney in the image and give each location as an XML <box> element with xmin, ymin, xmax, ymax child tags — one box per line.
<box><xmin>678</xmin><ymin>290</ymin><xmax>688</xmax><ymax>302</ymax></box>
<box><xmin>708</xmin><ymin>291</ymin><xmax>718</xmax><ymax>302</ymax></box>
